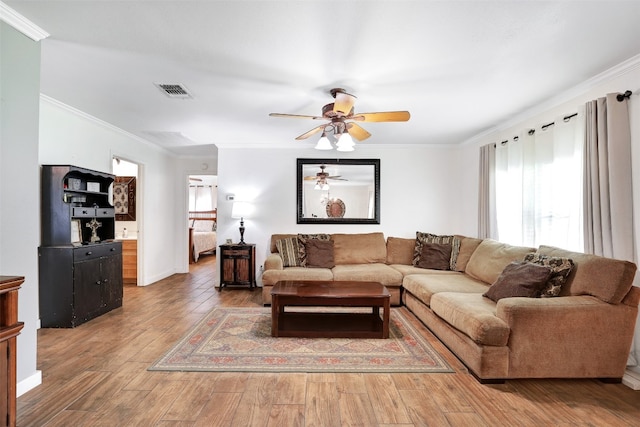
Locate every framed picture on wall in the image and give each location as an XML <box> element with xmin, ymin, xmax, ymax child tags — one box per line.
<box><xmin>114</xmin><ymin>176</ymin><xmax>136</xmax><ymax>221</ymax></box>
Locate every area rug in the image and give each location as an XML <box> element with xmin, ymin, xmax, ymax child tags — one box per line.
<box><xmin>149</xmin><ymin>307</ymin><xmax>453</xmax><ymax>373</ymax></box>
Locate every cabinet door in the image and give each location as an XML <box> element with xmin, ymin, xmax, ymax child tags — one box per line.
<box><xmin>101</xmin><ymin>254</ymin><xmax>123</xmax><ymax>309</ymax></box>
<box><xmin>73</xmin><ymin>258</ymin><xmax>103</xmax><ymax>323</ymax></box>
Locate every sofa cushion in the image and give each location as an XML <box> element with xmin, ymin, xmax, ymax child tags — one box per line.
<box><xmin>390</xmin><ymin>264</ymin><xmax>460</xmax><ymax>276</ymax></box>
<box><xmin>537</xmin><ymin>245</ymin><xmax>637</xmax><ymax>304</ymax></box>
<box><xmin>332</xmin><ymin>232</ymin><xmax>387</xmax><ymax>264</ymax></box>
<box><xmin>261</xmin><ymin>267</ymin><xmax>333</xmax><ymax>286</ymax></box>
<box><xmin>413</xmin><ymin>232</ymin><xmax>460</xmax><ymax>270</ymax></box>
<box><xmin>298</xmin><ymin>233</ymin><xmax>331</xmax><ymax>267</ymax></box>
<box><xmin>416</xmin><ymin>243</ymin><xmax>452</xmax><ymax>270</ymax></box>
<box><xmin>483</xmin><ymin>261</ymin><xmax>553</xmax><ymax>302</ymax></box>
<box><xmin>305</xmin><ymin>239</ymin><xmax>335</xmax><ymax>268</ymax></box>
<box><xmin>386</xmin><ymin>237</ymin><xmax>415</xmax><ymax>265</ymax></box>
<box><xmin>454</xmin><ymin>236</ymin><xmax>483</xmax><ymax>272</ymax></box>
<box><xmin>332</xmin><ymin>263</ymin><xmax>402</xmax><ymax>287</ymax></box>
<box><xmin>402</xmin><ymin>273</ymin><xmax>488</xmax><ymax>306</ymax></box>
<box><xmin>431</xmin><ymin>292</ymin><xmax>510</xmax><ymax>346</ymax></box>
<box><xmin>465</xmin><ymin>239</ymin><xmax>535</xmax><ymax>284</ymax></box>
<box><xmin>275</xmin><ymin>236</ymin><xmax>303</xmax><ymax>267</ymax></box>
<box><xmin>523</xmin><ymin>253</ymin><xmax>574</xmax><ymax>297</ymax></box>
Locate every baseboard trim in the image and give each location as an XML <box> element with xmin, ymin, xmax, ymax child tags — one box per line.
<box><xmin>17</xmin><ymin>370</ymin><xmax>42</xmax><ymax>397</ymax></box>
<box><xmin>623</xmin><ymin>369</ymin><xmax>640</xmax><ymax>390</ymax></box>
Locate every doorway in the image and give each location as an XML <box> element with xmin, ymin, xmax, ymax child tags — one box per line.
<box><xmin>188</xmin><ymin>175</ymin><xmax>218</xmax><ymax>268</ymax></box>
<box><xmin>113</xmin><ymin>157</ymin><xmax>142</xmax><ymax>285</ymax></box>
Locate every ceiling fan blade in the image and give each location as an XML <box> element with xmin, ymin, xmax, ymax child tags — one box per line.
<box><xmin>333</xmin><ymin>91</ymin><xmax>357</xmax><ymax>116</ymax></box>
<box><xmin>295</xmin><ymin>125</ymin><xmax>325</xmax><ymax>140</ymax></box>
<box><xmin>347</xmin><ymin>123</ymin><xmax>372</xmax><ymax>141</ymax></box>
<box><xmin>269</xmin><ymin>113</ymin><xmax>324</xmax><ymax>120</ymax></box>
<box><xmin>352</xmin><ymin>111</ymin><xmax>411</xmax><ymax>122</ymax></box>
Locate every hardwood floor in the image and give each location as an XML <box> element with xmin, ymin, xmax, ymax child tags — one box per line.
<box><xmin>18</xmin><ymin>254</ymin><xmax>640</xmax><ymax>426</ymax></box>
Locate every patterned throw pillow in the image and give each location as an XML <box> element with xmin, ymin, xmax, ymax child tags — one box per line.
<box><xmin>523</xmin><ymin>253</ymin><xmax>574</xmax><ymax>297</ymax></box>
<box><xmin>275</xmin><ymin>237</ymin><xmax>303</xmax><ymax>267</ymax></box>
<box><xmin>297</xmin><ymin>234</ymin><xmax>331</xmax><ymax>267</ymax></box>
<box><xmin>412</xmin><ymin>232</ymin><xmax>461</xmax><ymax>270</ymax></box>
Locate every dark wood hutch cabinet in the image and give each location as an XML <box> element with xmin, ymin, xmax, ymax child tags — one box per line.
<box><xmin>38</xmin><ymin>165</ymin><xmax>123</xmax><ymax>328</ymax></box>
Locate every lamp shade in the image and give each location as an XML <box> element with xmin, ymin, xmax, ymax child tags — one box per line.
<box><xmin>231</xmin><ymin>201</ymin><xmax>253</xmax><ymax>219</ymax></box>
<box><xmin>336</xmin><ymin>132</ymin><xmax>355</xmax><ymax>152</ymax></box>
<box><xmin>314</xmin><ymin>135</ymin><xmax>333</xmax><ymax>150</ymax></box>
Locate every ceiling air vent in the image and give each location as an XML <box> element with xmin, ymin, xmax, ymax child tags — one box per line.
<box><xmin>154</xmin><ymin>83</ymin><xmax>192</xmax><ymax>99</ymax></box>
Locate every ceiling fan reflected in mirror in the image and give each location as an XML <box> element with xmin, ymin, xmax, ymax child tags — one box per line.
<box><xmin>269</xmin><ymin>88</ymin><xmax>410</xmax><ymax>151</ymax></box>
<box><xmin>303</xmin><ymin>165</ymin><xmax>347</xmax><ymax>190</ymax></box>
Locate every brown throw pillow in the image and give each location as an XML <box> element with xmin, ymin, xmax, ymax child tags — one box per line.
<box><xmin>416</xmin><ymin>243</ymin><xmax>452</xmax><ymax>270</ymax></box>
<box><xmin>304</xmin><ymin>239</ymin><xmax>335</xmax><ymax>268</ymax></box>
<box><xmin>297</xmin><ymin>233</ymin><xmax>331</xmax><ymax>267</ymax></box>
<box><xmin>412</xmin><ymin>232</ymin><xmax>461</xmax><ymax>270</ymax></box>
<box><xmin>523</xmin><ymin>253</ymin><xmax>574</xmax><ymax>297</ymax></box>
<box><xmin>483</xmin><ymin>261</ymin><xmax>553</xmax><ymax>302</ymax></box>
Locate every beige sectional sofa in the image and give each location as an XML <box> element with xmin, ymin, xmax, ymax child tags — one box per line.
<box><xmin>262</xmin><ymin>232</ymin><xmax>640</xmax><ymax>382</ymax></box>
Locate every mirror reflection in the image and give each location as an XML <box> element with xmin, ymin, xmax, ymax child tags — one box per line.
<box><xmin>297</xmin><ymin>158</ymin><xmax>380</xmax><ymax>224</ymax></box>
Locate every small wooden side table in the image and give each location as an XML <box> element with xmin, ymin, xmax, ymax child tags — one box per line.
<box><xmin>219</xmin><ymin>243</ymin><xmax>256</xmax><ymax>291</ymax></box>
<box><xmin>0</xmin><ymin>275</ymin><xmax>24</xmax><ymax>427</ymax></box>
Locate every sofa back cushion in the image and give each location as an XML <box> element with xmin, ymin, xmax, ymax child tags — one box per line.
<box><xmin>537</xmin><ymin>245</ymin><xmax>637</xmax><ymax>304</ymax></box>
<box><xmin>386</xmin><ymin>237</ymin><xmax>415</xmax><ymax>265</ymax></box>
<box><xmin>465</xmin><ymin>239</ymin><xmax>536</xmax><ymax>284</ymax></box>
<box><xmin>454</xmin><ymin>236</ymin><xmax>483</xmax><ymax>272</ymax></box>
<box><xmin>332</xmin><ymin>232</ymin><xmax>387</xmax><ymax>264</ymax></box>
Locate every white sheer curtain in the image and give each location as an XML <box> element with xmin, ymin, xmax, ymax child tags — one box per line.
<box><xmin>494</xmin><ymin>113</ymin><xmax>584</xmax><ymax>250</ymax></box>
<box><xmin>189</xmin><ymin>185</ymin><xmax>214</xmax><ymax>211</ymax></box>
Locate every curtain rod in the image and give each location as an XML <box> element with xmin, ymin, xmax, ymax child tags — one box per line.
<box><xmin>498</xmin><ymin>89</ymin><xmax>633</xmax><ymax>145</ymax></box>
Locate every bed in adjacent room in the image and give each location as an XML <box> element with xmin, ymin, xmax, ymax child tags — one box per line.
<box><xmin>189</xmin><ymin>209</ymin><xmax>217</xmax><ymax>263</ymax></box>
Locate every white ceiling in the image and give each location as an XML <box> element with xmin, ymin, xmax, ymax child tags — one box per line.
<box><xmin>6</xmin><ymin>1</ymin><xmax>640</xmax><ymax>156</ymax></box>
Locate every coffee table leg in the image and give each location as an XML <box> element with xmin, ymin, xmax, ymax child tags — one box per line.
<box><xmin>382</xmin><ymin>298</ymin><xmax>390</xmax><ymax>339</ymax></box>
<box><xmin>271</xmin><ymin>295</ymin><xmax>279</xmax><ymax>337</ymax></box>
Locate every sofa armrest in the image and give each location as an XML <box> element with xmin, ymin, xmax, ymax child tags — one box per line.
<box><xmin>496</xmin><ymin>296</ymin><xmax>638</xmax><ymax>378</ymax></box>
<box><xmin>264</xmin><ymin>253</ymin><xmax>283</xmax><ymax>271</ymax></box>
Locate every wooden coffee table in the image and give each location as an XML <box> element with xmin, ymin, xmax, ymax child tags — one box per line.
<box><xmin>270</xmin><ymin>280</ymin><xmax>390</xmax><ymax>338</ymax></box>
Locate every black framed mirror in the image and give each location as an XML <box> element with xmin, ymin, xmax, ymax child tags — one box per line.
<box><xmin>297</xmin><ymin>158</ymin><xmax>380</xmax><ymax>224</ymax></box>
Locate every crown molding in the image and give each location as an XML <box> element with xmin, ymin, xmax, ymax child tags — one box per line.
<box><xmin>40</xmin><ymin>94</ymin><xmax>172</xmax><ymax>155</ymax></box>
<box><xmin>0</xmin><ymin>2</ymin><xmax>49</xmax><ymax>41</ymax></box>
<box><xmin>462</xmin><ymin>52</ymin><xmax>640</xmax><ymax>147</ymax></box>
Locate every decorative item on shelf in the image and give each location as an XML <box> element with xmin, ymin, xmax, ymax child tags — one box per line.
<box><xmin>86</xmin><ymin>182</ymin><xmax>100</xmax><ymax>192</ymax></box>
<box><xmin>86</xmin><ymin>218</ymin><xmax>102</xmax><ymax>242</ymax></box>
<box><xmin>68</xmin><ymin>177</ymin><xmax>82</xmax><ymax>190</ymax></box>
<box><xmin>231</xmin><ymin>201</ymin><xmax>254</xmax><ymax>244</ymax></box>
<box><xmin>71</xmin><ymin>219</ymin><xmax>82</xmax><ymax>245</ymax></box>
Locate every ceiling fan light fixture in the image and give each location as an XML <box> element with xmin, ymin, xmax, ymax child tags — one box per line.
<box><xmin>314</xmin><ymin>133</ymin><xmax>333</xmax><ymax>150</ymax></box>
<box><xmin>336</xmin><ymin>131</ymin><xmax>355</xmax><ymax>152</ymax></box>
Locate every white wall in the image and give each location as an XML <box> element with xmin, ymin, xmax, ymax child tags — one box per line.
<box><xmin>0</xmin><ymin>21</ymin><xmax>42</xmax><ymax>395</ymax></box>
<box><xmin>39</xmin><ymin>97</ymin><xmax>182</xmax><ymax>285</ymax></box>
<box><xmin>455</xmin><ymin>56</ymin><xmax>640</xmax><ymax>378</ymax></box>
<box><xmin>216</xmin><ymin>145</ymin><xmax>459</xmax><ymax>285</ymax></box>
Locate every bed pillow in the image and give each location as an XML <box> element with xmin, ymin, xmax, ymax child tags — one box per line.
<box><xmin>416</xmin><ymin>242</ymin><xmax>452</xmax><ymax>270</ymax></box>
<box><xmin>193</xmin><ymin>220</ymin><xmax>216</xmax><ymax>232</ymax></box>
<box><xmin>275</xmin><ymin>237</ymin><xmax>303</xmax><ymax>267</ymax></box>
<box><xmin>483</xmin><ymin>261</ymin><xmax>553</xmax><ymax>302</ymax></box>
<box><xmin>304</xmin><ymin>239</ymin><xmax>335</xmax><ymax>268</ymax></box>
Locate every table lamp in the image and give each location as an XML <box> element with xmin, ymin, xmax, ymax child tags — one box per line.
<box><xmin>231</xmin><ymin>201</ymin><xmax>253</xmax><ymax>244</ymax></box>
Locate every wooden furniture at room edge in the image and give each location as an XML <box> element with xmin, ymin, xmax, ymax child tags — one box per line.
<box><xmin>0</xmin><ymin>275</ymin><xmax>24</xmax><ymax>427</ymax></box>
<box><xmin>270</xmin><ymin>280</ymin><xmax>390</xmax><ymax>339</ymax></box>
<box><xmin>219</xmin><ymin>243</ymin><xmax>256</xmax><ymax>291</ymax></box>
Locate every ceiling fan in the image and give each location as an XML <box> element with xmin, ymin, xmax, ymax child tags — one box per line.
<box><xmin>303</xmin><ymin>165</ymin><xmax>347</xmax><ymax>182</ymax></box>
<box><xmin>269</xmin><ymin>88</ymin><xmax>410</xmax><ymax>145</ymax></box>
